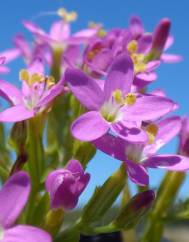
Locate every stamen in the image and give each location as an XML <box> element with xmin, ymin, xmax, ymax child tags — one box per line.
<box><xmin>57</xmin><ymin>8</ymin><xmax>77</xmax><ymax>22</ymax></box>
<box><xmin>30</xmin><ymin>73</ymin><xmax>42</xmax><ymax>85</ymax></box>
<box><xmin>146</xmin><ymin>123</ymin><xmax>159</xmax><ymax>144</ymax></box>
<box><xmin>112</xmin><ymin>89</ymin><xmax>123</xmax><ymax>104</ymax></box>
<box><xmin>97</xmin><ymin>29</ymin><xmax>106</xmax><ymax>38</ymax></box>
<box><xmin>124</xmin><ymin>93</ymin><xmax>136</xmax><ymax>105</ymax></box>
<box><xmin>19</xmin><ymin>69</ymin><xmax>29</xmax><ymax>82</ymax></box>
<box><xmin>127</xmin><ymin>40</ymin><xmax>138</xmax><ymax>54</ymax></box>
<box><xmin>130</xmin><ymin>51</ymin><xmax>146</xmax><ymax>74</ymax></box>
<box><xmin>134</xmin><ymin>62</ymin><xmax>146</xmax><ymax>73</ymax></box>
<box><xmin>46</xmin><ymin>76</ymin><xmax>55</xmax><ymax>87</ymax></box>
<box><xmin>87</xmin><ymin>51</ymin><xmax>96</xmax><ymax>61</ymax></box>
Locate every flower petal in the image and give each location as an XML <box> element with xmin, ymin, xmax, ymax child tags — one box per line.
<box><xmin>70</xmin><ymin>28</ymin><xmax>98</xmax><ymax>44</ymax></box>
<box><xmin>142</xmin><ymin>155</ymin><xmax>189</xmax><ymax>171</ymax></box>
<box><xmin>93</xmin><ymin>133</ymin><xmax>127</xmax><ymax>161</ymax></box>
<box><xmin>4</xmin><ymin>225</ymin><xmax>51</xmax><ymax>242</ymax></box>
<box><xmin>111</xmin><ymin>121</ymin><xmax>148</xmax><ymax>143</ymax></box>
<box><xmin>65</xmin><ymin>68</ymin><xmax>104</xmax><ymax>110</ymax></box>
<box><xmin>49</xmin><ymin>20</ymin><xmax>70</xmax><ymax>41</ymax></box>
<box><xmin>71</xmin><ymin>111</ymin><xmax>110</xmax><ymax>141</ymax></box>
<box><xmin>164</xmin><ymin>36</ymin><xmax>174</xmax><ymax>50</ymax></box>
<box><xmin>0</xmin><ymin>66</ymin><xmax>10</xmax><ymax>73</ymax></box>
<box><xmin>134</xmin><ymin>72</ymin><xmax>157</xmax><ymax>89</ymax></box>
<box><xmin>129</xmin><ymin>16</ymin><xmax>144</xmax><ymax>38</ymax></box>
<box><xmin>23</xmin><ymin>21</ymin><xmax>52</xmax><ymax>44</ymax></box>
<box><xmin>155</xmin><ymin>116</ymin><xmax>181</xmax><ymax>149</ymax></box>
<box><xmin>125</xmin><ymin>160</ymin><xmax>149</xmax><ymax>186</ymax></box>
<box><xmin>123</xmin><ymin>95</ymin><xmax>176</xmax><ymax>121</ymax></box>
<box><xmin>0</xmin><ymin>105</ymin><xmax>34</xmax><ymax>122</ymax></box>
<box><xmin>161</xmin><ymin>54</ymin><xmax>183</xmax><ymax>63</ymax></box>
<box><xmin>138</xmin><ymin>34</ymin><xmax>152</xmax><ymax>53</ymax></box>
<box><xmin>0</xmin><ymin>172</ymin><xmax>30</xmax><ymax>228</ymax></box>
<box><xmin>14</xmin><ymin>34</ymin><xmax>31</xmax><ymax>60</ymax></box>
<box><xmin>65</xmin><ymin>159</ymin><xmax>84</xmax><ymax>175</ymax></box>
<box><xmin>0</xmin><ymin>80</ymin><xmax>22</xmax><ymax>105</ymax></box>
<box><xmin>104</xmin><ymin>54</ymin><xmax>134</xmax><ymax>100</ymax></box>
<box><xmin>0</xmin><ymin>48</ymin><xmax>21</xmax><ymax>63</ymax></box>
<box><xmin>36</xmin><ymin>80</ymin><xmax>64</xmax><ymax>110</ymax></box>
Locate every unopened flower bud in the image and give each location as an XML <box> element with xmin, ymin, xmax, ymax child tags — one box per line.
<box><xmin>45</xmin><ymin>159</ymin><xmax>90</xmax><ymax>210</ymax></box>
<box><xmin>146</xmin><ymin>18</ymin><xmax>171</xmax><ymax>61</ymax></box>
<box><xmin>113</xmin><ymin>190</ymin><xmax>155</xmax><ymax>229</ymax></box>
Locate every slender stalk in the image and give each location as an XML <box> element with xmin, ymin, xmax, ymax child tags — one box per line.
<box><xmin>121</xmin><ymin>175</ymin><xmax>138</xmax><ymax>242</ymax></box>
<box><xmin>44</xmin><ymin>209</ymin><xmax>64</xmax><ymax>236</ymax></box>
<box><xmin>141</xmin><ymin>171</ymin><xmax>185</xmax><ymax>242</ymax></box>
<box><xmin>25</xmin><ymin>115</ymin><xmax>45</xmax><ymax>223</ymax></box>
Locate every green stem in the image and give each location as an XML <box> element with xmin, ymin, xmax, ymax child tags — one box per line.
<box><xmin>44</xmin><ymin>209</ymin><xmax>64</xmax><ymax>236</ymax></box>
<box><xmin>141</xmin><ymin>171</ymin><xmax>185</xmax><ymax>242</ymax></box>
<box><xmin>51</xmin><ymin>47</ymin><xmax>63</xmax><ymax>82</ymax></box>
<box><xmin>26</xmin><ymin>116</ymin><xmax>45</xmax><ymax>223</ymax></box>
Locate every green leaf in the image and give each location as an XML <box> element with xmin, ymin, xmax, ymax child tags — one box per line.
<box><xmin>81</xmin><ymin>165</ymin><xmax>126</xmax><ymax>225</ymax></box>
<box><xmin>55</xmin><ymin>228</ymin><xmax>80</xmax><ymax>242</ymax></box>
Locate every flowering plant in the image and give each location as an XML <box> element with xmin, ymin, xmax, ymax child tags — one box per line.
<box><xmin>0</xmin><ymin>7</ymin><xmax>188</xmax><ymax>242</ymax></box>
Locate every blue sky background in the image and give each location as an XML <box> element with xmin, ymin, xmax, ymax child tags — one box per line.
<box><xmin>0</xmin><ymin>0</ymin><xmax>189</xmax><ymax>204</ymax></box>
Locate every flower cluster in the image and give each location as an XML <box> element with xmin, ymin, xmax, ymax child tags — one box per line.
<box><xmin>0</xmin><ymin>7</ymin><xmax>188</xmax><ymax>242</ymax></box>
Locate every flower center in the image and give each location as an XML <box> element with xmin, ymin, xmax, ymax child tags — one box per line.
<box><xmin>19</xmin><ymin>69</ymin><xmax>55</xmax><ymax>88</ymax></box>
<box><xmin>19</xmin><ymin>69</ymin><xmax>55</xmax><ymax>109</ymax></box>
<box><xmin>127</xmin><ymin>40</ymin><xmax>146</xmax><ymax>74</ymax></box>
<box><xmin>0</xmin><ymin>226</ymin><xmax>4</xmax><ymax>241</ymax></box>
<box><xmin>125</xmin><ymin>143</ymin><xmax>145</xmax><ymax>162</ymax></box>
<box><xmin>100</xmin><ymin>89</ymin><xmax>136</xmax><ymax>122</ymax></box>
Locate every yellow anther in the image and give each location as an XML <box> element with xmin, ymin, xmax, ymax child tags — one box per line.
<box><xmin>124</xmin><ymin>93</ymin><xmax>136</xmax><ymax>106</ymax></box>
<box><xmin>30</xmin><ymin>73</ymin><xmax>42</xmax><ymax>85</ymax></box>
<box><xmin>46</xmin><ymin>76</ymin><xmax>55</xmax><ymax>87</ymax></box>
<box><xmin>98</xmin><ymin>29</ymin><xmax>106</xmax><ymax>38</ymax></box>
<box><xmin>112</xmin><ymin>89</ymin><xmax>123</xmax><ymax>104</ymax></box>
<box><xmin>127</xmin><ymin>40</ymin><xmax>138</xmax><ymax>54</ymax></box>
<box><xmin>134</xmin><ymin>62</ymin><xmax>146</xmax><ymax>73</ymax></box>
<box><xmin>87</xmin><ymin>51</ymin><xmax>96</xmax><ymax>61</ymax></box>
<box><xmin>131</xmin><ymin>53</ymin><xmax>146</xmax><ymax>73</ymax></box>
<box><xmin>19</xmin><ymin>69</ymin><xmax>29</xmax><ymax>82</ymax></box>
<box><xmin>57</xmin><ymin>8</ymin><xmax>77</xmax><ymax>22</ymax></box>
<box><xmin>146</xmin><ymin>123</ymin><xmax>159</xmax><ymax>144</ymax></box>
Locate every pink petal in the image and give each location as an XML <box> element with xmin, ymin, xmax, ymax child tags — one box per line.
<box><xmin>0</xmin><ymin>48</ymin><xmax>21</xmax><ymax>63</ymax></box>
<box><xmin>0</xmin><ymin>105</ymin><xmax>34</xmax><ymax>122</ymax></box>
<box><xmin>164</xmin><ymin>36</ymin><xmax>174</xmax><ymax>50</ymax></box>
<box><xmin>49</xmin><ymin>20</ymin><xmax>70</xmax><ymax>42</ymax></box>
<box><xmin>0</xmin><ymin>80</ymin><xmax>22</xmax><ymax>105</ymax></box>
<box><xmin>111</xmin><ymin>121</ymin><xmax>148</xmax><ymax>143</ymax></box>
<box><xmin>0</xmin><ymin>172</ymin><xmax>30</xmax><ymax>228</ymax></box>
<box><xmin>156</xmin><ymin>116</ymin><xmax>181</xmax><ymax>149</ymax></box>
<box><xmin>65</xmin><ymin>68</ymin><xmax>104</xmax><ymax>110</ymax></box>
<box><xmin>124</xmin><ymin>95</ymin><xmax>177</xmax><ymax>121</ymax></box>
<box><xmin>125</xmin><ymin>160</ymin><xmax>149</xmax><ymax>186</ymax></box>
<box><xmin>71</xmin><ymin>111</ymin><xmax>110</xmax><ymax>141</ymax></box>
<box><xmin>104</xmin><ymin>54</ymin><xmax>134</xmax><ymax>100</ymax></box>
<box><xmin>143</xmin><ymin>155</ymin><xmax>189</xmax><ymax>171</ymax></box>
<box><xmin>129</xmin><ymin>16</ymin><xmax>144</xmax><ymax>38</ymax></box>
<box><xmin>161</xmin><ymin>53</ymin><xmax>183</xmax><ymax>63</ymax></box>
<box><xmin>4</xmin><ymin>225</ymin><xmax>51</xmax><ymax>242</ymax></box>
